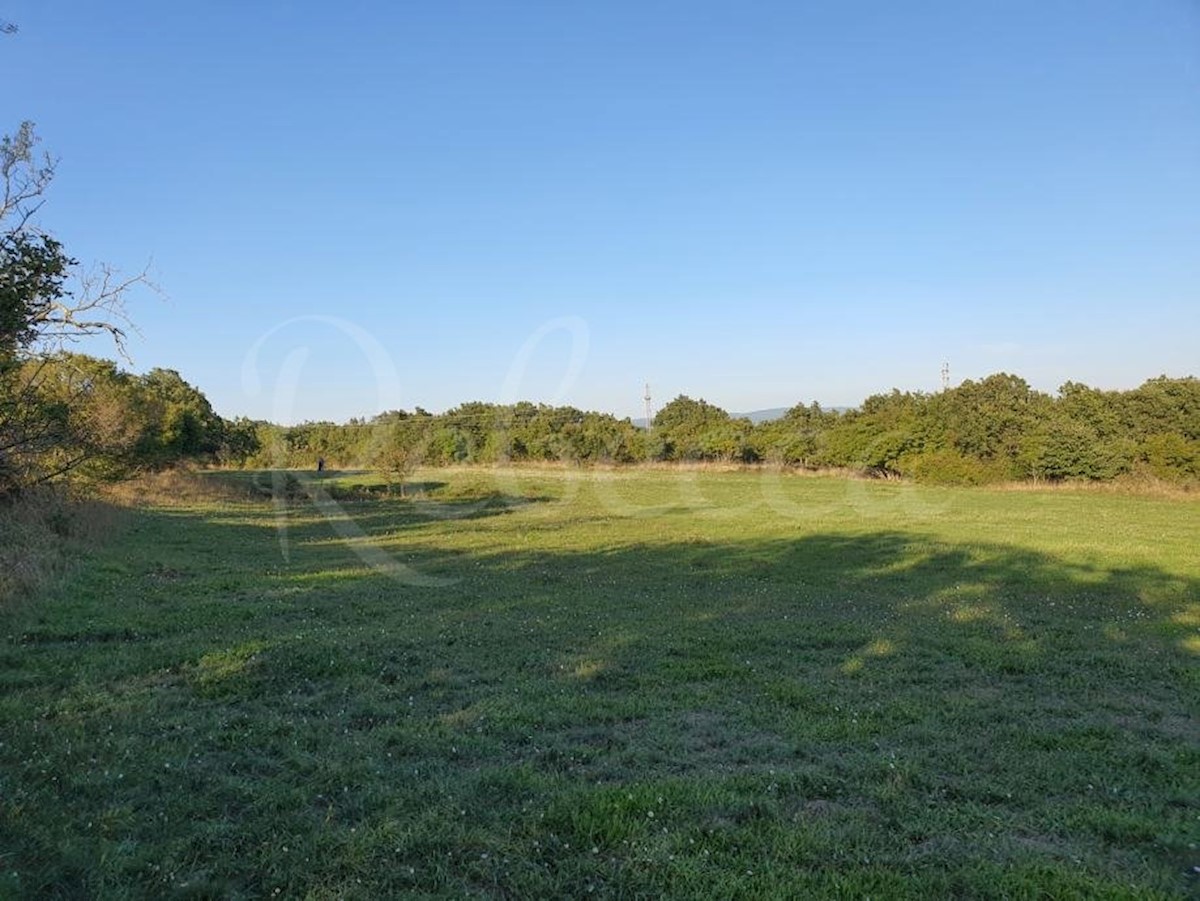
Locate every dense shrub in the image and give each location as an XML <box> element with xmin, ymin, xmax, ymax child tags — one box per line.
<box><xmin>210</xmin><ymin>374</ymin><xmax>1199</xmax><ymax>487</ymax></box>
<box><xmin>898</xmin><ymin>447</ymin><xmax>1009</xmax><ymax>486</ymax></box>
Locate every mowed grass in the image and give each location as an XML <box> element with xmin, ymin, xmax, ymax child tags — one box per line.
<box><xmin>2</xmin><ymin>468</ymin><xmax>1198</xmax><ymax>899</ymax></box>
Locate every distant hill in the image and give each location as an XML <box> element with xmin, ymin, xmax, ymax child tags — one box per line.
<box><xmin>733</xmin><ymin>407</ymin><xmax>789</xmax><ymax>424</ymax></box>
<box><xmin>632</xmin><ymin>409</ymin><xmax>790</xmax><ymax>430</ymax></box>
<box><xmin>634</xmin><ymin>405</ymin><xmax>847</xmax><ymax>429</ymax></box>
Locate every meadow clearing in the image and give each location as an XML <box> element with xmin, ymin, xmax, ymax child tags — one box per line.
<box><xmin>1</xmin><ymin>468</ymin><xmax>1197</xmax><ymax>898</ymax></box>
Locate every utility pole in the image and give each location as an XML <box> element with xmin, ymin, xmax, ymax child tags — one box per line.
<box><xmin>643</xmin><ymin>382</ymin><xmax>653</xmax><ymax>433</ymax></box>
<box><xmin>941</xmin><ymin>361</ymin><xmax>950</xmax><ymax>392</ymax></box>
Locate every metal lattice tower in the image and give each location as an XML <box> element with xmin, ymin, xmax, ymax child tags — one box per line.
<box><xmin>644</xmin><ymin>383</ymin><xmax>653</xmax><ymax>433</ymax></box>
<box><xmin>941</xmin><ymin>361</ymin><xmax>950</xmax><ymax>392</ymax></box>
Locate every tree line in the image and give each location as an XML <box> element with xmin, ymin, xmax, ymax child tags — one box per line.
<box><xmin>229</xmin><ymin>371</ymin><xmax>1198</xmax><ymax>486</ymax></box>
<box><xmin>6</xmin><ymin>345</ymin><xmax>1196</xmax><ymax>496</ymax></box>
<box><xmin>1</xmin><ymin>352</ymin><xmax>234</xmax><ymax>494</ymax></box>
<box><xmin>3</xmin><ymin>121</ymin><xmax>1196</xmax><ymax>495</ymax></box>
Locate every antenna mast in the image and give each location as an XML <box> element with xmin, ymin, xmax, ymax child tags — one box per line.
<box><xmin>941</xmin><ymin>361</ymin><xmax>950</xmax><ymax>392</ymax></box>
<box><xmin>643</xmin><ymin>382</ymin><xmax>653</xmax><ymax>433</ymax></box>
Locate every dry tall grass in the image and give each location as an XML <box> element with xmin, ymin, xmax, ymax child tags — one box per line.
<box><xmin>101</xmin><ymin>467</ymin><xmax>262</xmax><ymax>506</ymax></box>
<box><xmin>994</xmin><ymin>471</ymin><xmax>1197</xmax><ymax>499</ymax></box>
<box><xmin>0</xmin><ymin>488</ymin><xmax>123</xmax><ymax>607</ymax></box>
<box><xmin>1</xmin><ymin>469</ymin><xmax>269</xmax><ymax>607</ymax></box>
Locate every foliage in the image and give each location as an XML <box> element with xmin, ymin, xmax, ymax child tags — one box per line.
<box><xmin>1138</xmin><ymin>431</ymin><xmax>1200</xmax><ymax>482</ymax></box>
<box><xmin>137</xmin><ymin>368</ymin><xmax>224</xmax><ymax>463</ymax></box>
<box><xmin>0</xmin><ymin>231</ymin><xmax>73</xmax><ymax>363</ymax></box>
<box><xmin>802</xmin><ymin>374</ymin><xmax>1197</xmax><ymax>486</ymax></box>
<box><xmin>210</xmin><ymin>374</ymin><xmax>1200</xmax><ymax>487</ymax></box>
<box><xmin>214</xmin><ymin>416</ymin><xmax>262</xmax><ymax>467</ymax></box>
<box><xmin>0</xmin><ymin>122</ymin><xmax>156</xmax><ymax>495</ymax></box>
<box><xmin>652</xmin><ymin>395</ymin><xmax>756</xmax><ymax>462</ymax></box>
<box><xmin>896</xmin><ymin>446</ymin><xmax>1005</xmax><ymax>486</ymax></box>
<box><xmin>1019</xmin><ymin>413</ymin><xmax>1133</xmax><ymax>483</ymax></box>
<box><xmin>818</xmin><ymin>391</ymin><xmax>928</xmax><ymax>475</ymax></box>
<box><xmin>750</xmin><ymin>401</ymin><xmax>835</xmax><ymax>466</ymax></box>
<box><xmin>370</xmin><ymin>412</ymin><xmax>430</xmax><ymax>495</ymax></box>
<box><xmin>0</xmin><ymin>351</ymin><xmax>236</xmax><ymax>496</ymax></box>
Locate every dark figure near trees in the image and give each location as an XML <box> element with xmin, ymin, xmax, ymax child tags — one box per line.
<box><xmin>317</xmin><ymin>457</ymin><xmax>325</xmax><ymax>473</ymax></box>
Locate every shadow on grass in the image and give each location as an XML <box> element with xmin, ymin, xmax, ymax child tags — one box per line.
<box><xmin>32</xmin><ymin>497</ymin><xmax>1197</xmax><ymax>668</ymax></box>
<box><xmin>323</xmin><ymin>480</ymin><xmax>449</xmax><ymax>498</ymax></box>
<box><xmin>20</xmin><ymin>497</ymin><xmax>1195</xmax><ymax>718</ymax></box>
<box><xmin>4</xmin><ymin>495</ymin><xmax>1198</xmax><ymax>898</ymax></box>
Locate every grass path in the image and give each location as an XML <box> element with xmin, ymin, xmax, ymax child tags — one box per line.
<box><xmin>2</xmin><ymin>469</ymin><xmax>1197</xmax><ymax>898</ymax></box>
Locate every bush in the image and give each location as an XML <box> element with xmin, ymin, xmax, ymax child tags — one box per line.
<box><xmin>898</xmin><ymin>447</ymin><xmax>1009</xmax><ymax>486</ymax></box>
<box><xmin>1020</xmin><ymin>419</ymin><xmax>1133</xmax><ymax>482</ymax></box>
<box><xmin>1138</xmin><ymin>432</ymin><xmax>1200</xmax><ymax>483</ymax></box>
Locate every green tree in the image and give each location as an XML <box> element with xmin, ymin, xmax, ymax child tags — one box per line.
<box><xmin>1019</xmin><ymin>411</ymin><xmax>1132</xmax><ymax>482</ymax></box>
<box><xmin>1123</xmin><ymin>376</ymin><xmax>1200</xmax><ymax>440</ymax></box>
<box><xmin>820</xmin><ymin>391</ymin><xmax>927</xmax><ymax>475</ymax></box>
<box><xmin>1138</xmin><ymin>432</ymin><xmax>1199</xmax><ymax>483</ymax></box>
<box><xmin>936</xmin><ymin>374</ymin><xmax>1044</xmax><ymax>468</ymax></box>
<box><xmin>750</xmin><ymin>402</ymin><xmax>834</xmax><ymax>466</ymax></box>
<box><xmin>6</xmin><ymin>354</ymin><xmax>152</xmax><ymax>487</ymax></box>
<box><xmin>652</xmin><ymin>396</ymin><xmax>753</xmax><ymax>462</ymax></box>
<box><xmin>137</xmin><ymin>368</ymin><xmax>224</xmax><ymax>463</ymax></box>
<box><xmin>0</xmin><ymin>232</ymin><xmax>72</xmax><ymax>365</ymax></box>
<box><xmin>1</xmin><ymin>122</ymin><xmax>150</xmax><ymax>494</ymax></box>
<box><xmin>215</xmin><ymin>417</ymin><xmax>263</xmax><ymax>467</ymax></box>
<box><xmin>371</xmin><ymin>413</ymin><xmax>429</xmax><ymax>495</ymax></box>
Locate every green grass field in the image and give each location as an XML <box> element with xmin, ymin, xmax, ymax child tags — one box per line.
<box><xmin>2</xmin><ymin>468</ymin><xmax>1198</xmax><ymax>899</ymax></box>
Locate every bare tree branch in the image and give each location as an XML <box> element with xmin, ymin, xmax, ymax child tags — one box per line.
<box><xmin>1</xmin><ymin>122</ymin><xmax>57</xmax><ymax>231</ymax></box>
<box><xmin>30</xmin><ymin>261</ymin><xmax>161</xmax><ymax>360</ymax></box>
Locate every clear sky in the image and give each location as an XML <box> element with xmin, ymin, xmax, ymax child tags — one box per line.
<box><xmin>3</xmin><ymin>1</ymin><xmax>1198</xmax><ymax>423</ymax></box>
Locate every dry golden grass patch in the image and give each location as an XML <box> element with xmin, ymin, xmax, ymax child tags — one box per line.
<box><xmin>0</xmin><ymin>488</ymin><xmax>123</xmax><ymax>606</ymax></box>
<box><xmin>1</xmin><ymin>468</ymin><xmax>262</xmax><ymax>606</ymax></box>
<box><xmin>100</xmin><ymin>466</ymin><xmax>262</xmax><ymax>506</ymax></box>
<box><xmin>994</xmin><ymin>472</ymin><xmax>1197</xmax><ymax>499</ymax></box>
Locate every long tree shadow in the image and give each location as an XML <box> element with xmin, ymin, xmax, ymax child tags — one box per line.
<box><xmin>4</xmin><ymin>501</ymin><xmax>1198</xmax><ymax>897</ymax></box>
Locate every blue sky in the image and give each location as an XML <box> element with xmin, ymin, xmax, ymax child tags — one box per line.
<box><xmin>3</xmin><ymin>1</ymin><xmax>1198</xmax><ymax>423</ymax></box>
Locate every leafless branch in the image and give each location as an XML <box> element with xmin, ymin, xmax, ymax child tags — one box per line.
<box><xmin>1</xmin><ymin>122</ymin><xmax>57</xmax><ymax>231</ymax></box>
<box><xmin>30</xmin><ymin>260</ymin><xmax>162</xmax><ymax>361</ymax></box>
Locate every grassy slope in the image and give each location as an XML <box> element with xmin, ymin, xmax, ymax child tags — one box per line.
<box><xmin>1</xmin><ymin>469</ymin><xmax>1197</xmax><ymax>899</ymax></box>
